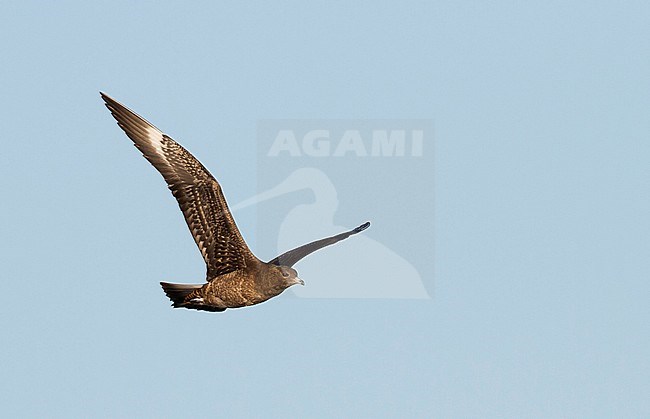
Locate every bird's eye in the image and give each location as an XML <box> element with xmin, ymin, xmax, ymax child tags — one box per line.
<box><xmin>282</xmin><ymin>271</ymin><xmax>290</xmax><ymax>278</ymax></box>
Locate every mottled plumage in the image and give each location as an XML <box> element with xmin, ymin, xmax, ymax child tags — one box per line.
<box><xmin>101</xmin><ymin>92</ymin><xmax>369</xmax><ymax>312</ymax></box>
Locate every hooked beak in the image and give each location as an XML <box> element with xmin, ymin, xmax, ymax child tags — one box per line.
<box><xmin>294</xmin><ymin>277</ymin><xmax>305</xmax><ymax>286</ymax></box>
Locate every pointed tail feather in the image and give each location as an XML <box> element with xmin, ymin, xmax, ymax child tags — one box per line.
<box><xmin>160</xmin><ymin>282</ymin><xmax>203</xmax><ymax>307</ymax></box>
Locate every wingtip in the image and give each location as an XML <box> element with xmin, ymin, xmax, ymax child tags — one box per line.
<box><xmin>99</xmin><ymin>91</ymin><xmax>115</xmax><ymax>104</ymax></box>
<box><xmin>354</xmin><ymin>221</ymin><xmax>371</xmax><ymax>233</ymax></box>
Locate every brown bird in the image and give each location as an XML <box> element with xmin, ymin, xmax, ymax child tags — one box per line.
<box><xmin>101</xmin><ymin>93</ymin><xmax>370</xmax><ymax>312</ymax></box>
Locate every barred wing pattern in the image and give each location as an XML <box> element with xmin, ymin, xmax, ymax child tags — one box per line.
<box><xmin>269</xmin><ymin>222</ymin><xmax>370</xmax><ymax>267</ymax></box>
<box><xmin>101</xmin><ymin>93</ymin><xmax>257</xmax><ymax>279</ymax></box>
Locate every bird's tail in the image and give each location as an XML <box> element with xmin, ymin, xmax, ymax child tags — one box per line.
<box><xmin>160</xmin><ymin>282</ymin><xmax>203</xmax><ymax>307</ymax></box>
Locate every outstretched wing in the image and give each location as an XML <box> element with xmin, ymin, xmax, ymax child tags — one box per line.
<box><xmin>101</xmin><ymin>92</ymin><xmax>258</xmax><ymax>279</ymax></box>
<box><xmin>269</xmin><ymin>222</ymin><xmax>370</xmax><ymax>267</ymax></box>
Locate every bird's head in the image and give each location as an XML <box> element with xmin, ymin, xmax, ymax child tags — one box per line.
<box><xmin>265</xmin><ymin>265</ymin><xmax>304</xmax><ymax>295</ymax></box>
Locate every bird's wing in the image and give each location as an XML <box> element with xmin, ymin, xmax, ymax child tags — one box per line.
<box><xmin>101</xmin><ymin>92</ymin><xmax>257</xmax><ymax>279</ymax></box>
<box><xmin>269</xmin><ymin>222</ymin><xmax>370</xmax><ymax>267</ymax></box>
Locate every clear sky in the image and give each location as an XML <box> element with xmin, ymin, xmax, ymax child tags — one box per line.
<box><xmin>1</xmin><ymin>1</ymin><xmax>649</xmax><ymax>417</ymax></box>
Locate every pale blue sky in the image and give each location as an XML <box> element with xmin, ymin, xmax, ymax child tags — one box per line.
<box><xmin>1</xmin><ymin>1</ymin><xmax>649</xmax><ymax>417</ymax></box>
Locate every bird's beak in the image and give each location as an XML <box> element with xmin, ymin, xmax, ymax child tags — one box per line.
<box><xmin>295</xmin><ymin>277</ymin><xmax>305</xmax><ymax>286</ymax></box>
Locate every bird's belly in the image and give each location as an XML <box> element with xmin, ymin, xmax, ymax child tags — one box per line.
<box><xmin>205</xmin><ymin>278</ymin><xmax>265</xmax><ymax>308</ymax></box>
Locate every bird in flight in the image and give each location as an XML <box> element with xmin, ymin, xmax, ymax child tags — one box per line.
<box><xmin>101</xmin><ymin>93</ymin><xmax>370</xmax><ymax>312</ymax></box>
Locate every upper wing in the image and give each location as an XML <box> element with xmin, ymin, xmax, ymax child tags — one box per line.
<box><xmin>269</xmin><ymin>222</ymin><xmax>370</xmax><ymax>267</ymax></box>
<box><xmin>101</xmin><ymin>92</ymin><xmax>258</xmax><ymax>279</ymax></box>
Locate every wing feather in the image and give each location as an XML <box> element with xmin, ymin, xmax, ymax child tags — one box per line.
<box><xmin>101</xmin><ymin>92</ymin><xmax>257</xmax><ymax>279</ymax></box>
<box><xmin>269</xmin><ymin>222</ymin><xmax>370</xmax><ymax>267</ymax></box>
